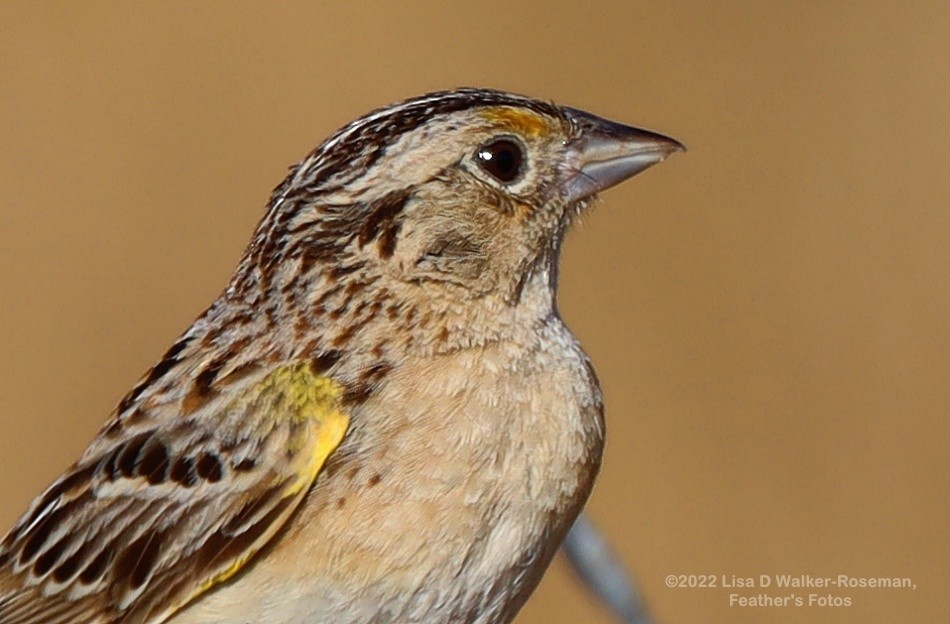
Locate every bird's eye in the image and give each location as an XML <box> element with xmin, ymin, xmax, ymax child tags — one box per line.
<box><xmin>475</xmin><ymin>138</ymin><xmax>525</xmax><ymax>184</ymax></box>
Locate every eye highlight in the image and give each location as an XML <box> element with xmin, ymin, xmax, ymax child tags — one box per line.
<box><xmin>475</xmin><ymin>138</ymin><xmax>525</xmax><ymax>184</ymax></box>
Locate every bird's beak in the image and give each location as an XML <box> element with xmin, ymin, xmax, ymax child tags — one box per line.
<box><xmin>561</xmin><ymin>107</ymin><xmax>685</xmax><ymax>203</ymax></box>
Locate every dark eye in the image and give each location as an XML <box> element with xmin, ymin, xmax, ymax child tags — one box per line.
<box><xmin>475</xmin><ymin>138</ymin><xmax>525</xmax><ymax>184</ymax></box>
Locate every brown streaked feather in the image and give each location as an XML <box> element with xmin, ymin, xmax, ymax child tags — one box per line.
<box><xmin>0</xmin><ymin>362</ymin><xmax>349</xmax><ymax>624</ymax></box>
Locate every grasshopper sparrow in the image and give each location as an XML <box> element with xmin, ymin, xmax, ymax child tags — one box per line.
<box><xmin>0</xmin><ymin>88</ymin><xmax>682</xmax><ymax>623</ymax></box>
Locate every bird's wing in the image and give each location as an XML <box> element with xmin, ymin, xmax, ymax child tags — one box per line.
<box><xmin>0</xmin><ymin>361</ymin><xmax>349</xmax><ymax>624</ymax></box>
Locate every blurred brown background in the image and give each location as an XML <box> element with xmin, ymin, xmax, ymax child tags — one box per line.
<box><xmin>0</xmin><ymin>3</ymin><xmax>947</xmax><ymax>623</ymax></box>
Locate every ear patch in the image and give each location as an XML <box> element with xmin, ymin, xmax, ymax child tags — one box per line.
<box><xmin>358</xmin><ymin>189</ymin><xmax>412</xmax><ymax>259</ymax></box>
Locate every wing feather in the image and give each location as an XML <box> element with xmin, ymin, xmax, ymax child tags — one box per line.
<box><xmin>0</xmin><ymin>361</ymin><xmax>348</xmax><ymax>624</ymax></box>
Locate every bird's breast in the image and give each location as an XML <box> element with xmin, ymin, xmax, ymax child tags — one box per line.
<box><xmin>174</xmin><ymin>319</ymin><xmax>604</xmax><ymax>624</ymax></box>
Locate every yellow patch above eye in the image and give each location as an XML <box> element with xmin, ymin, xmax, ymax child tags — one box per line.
<box><xmin>478</xmin><ymin>107</ymin><xmax>553</xmax><ymax>138</ymax></box>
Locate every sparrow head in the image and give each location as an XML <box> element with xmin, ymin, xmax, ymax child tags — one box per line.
<box><xmin>235</xmin><ymin>88</ymin><xmax>682</xmax><ymax>350</ymax></box>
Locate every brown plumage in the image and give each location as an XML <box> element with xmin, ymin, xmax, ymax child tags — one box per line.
<box><xmin>0</xmin><ymin>88</ymin><xmax>682</xmax><ymax>624</ymax></box>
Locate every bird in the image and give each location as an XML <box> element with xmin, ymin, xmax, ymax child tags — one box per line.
<box><xmin>0</xmin><ymin>87</ymin><xmax>682</xmax><ymax>624</ymax></box>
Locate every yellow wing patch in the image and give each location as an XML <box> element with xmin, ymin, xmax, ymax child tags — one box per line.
<box><xmin>167</xmin><ymin>361</ymin><xmax>349</xmax><ymax>621</ymax></box>
<box><xmin>256</xmin><ymin>361</ymin><xmax>350</xmax><ymax>494</ymax></box>
<box><xmin>0</xmin><ymin>360</ymin><xmax>351</xmax><ymax>624</ymax></box>
<box><xmin>478</xmin><ymin>106</ymin><xmax>555</xmax><ymax>138</ymax></box>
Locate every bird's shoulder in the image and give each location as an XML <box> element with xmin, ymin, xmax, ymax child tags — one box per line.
<box><xmin>0</xmin><ymin>359</ymin><xmax>349</xmax><ymax>624</ymax></box>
